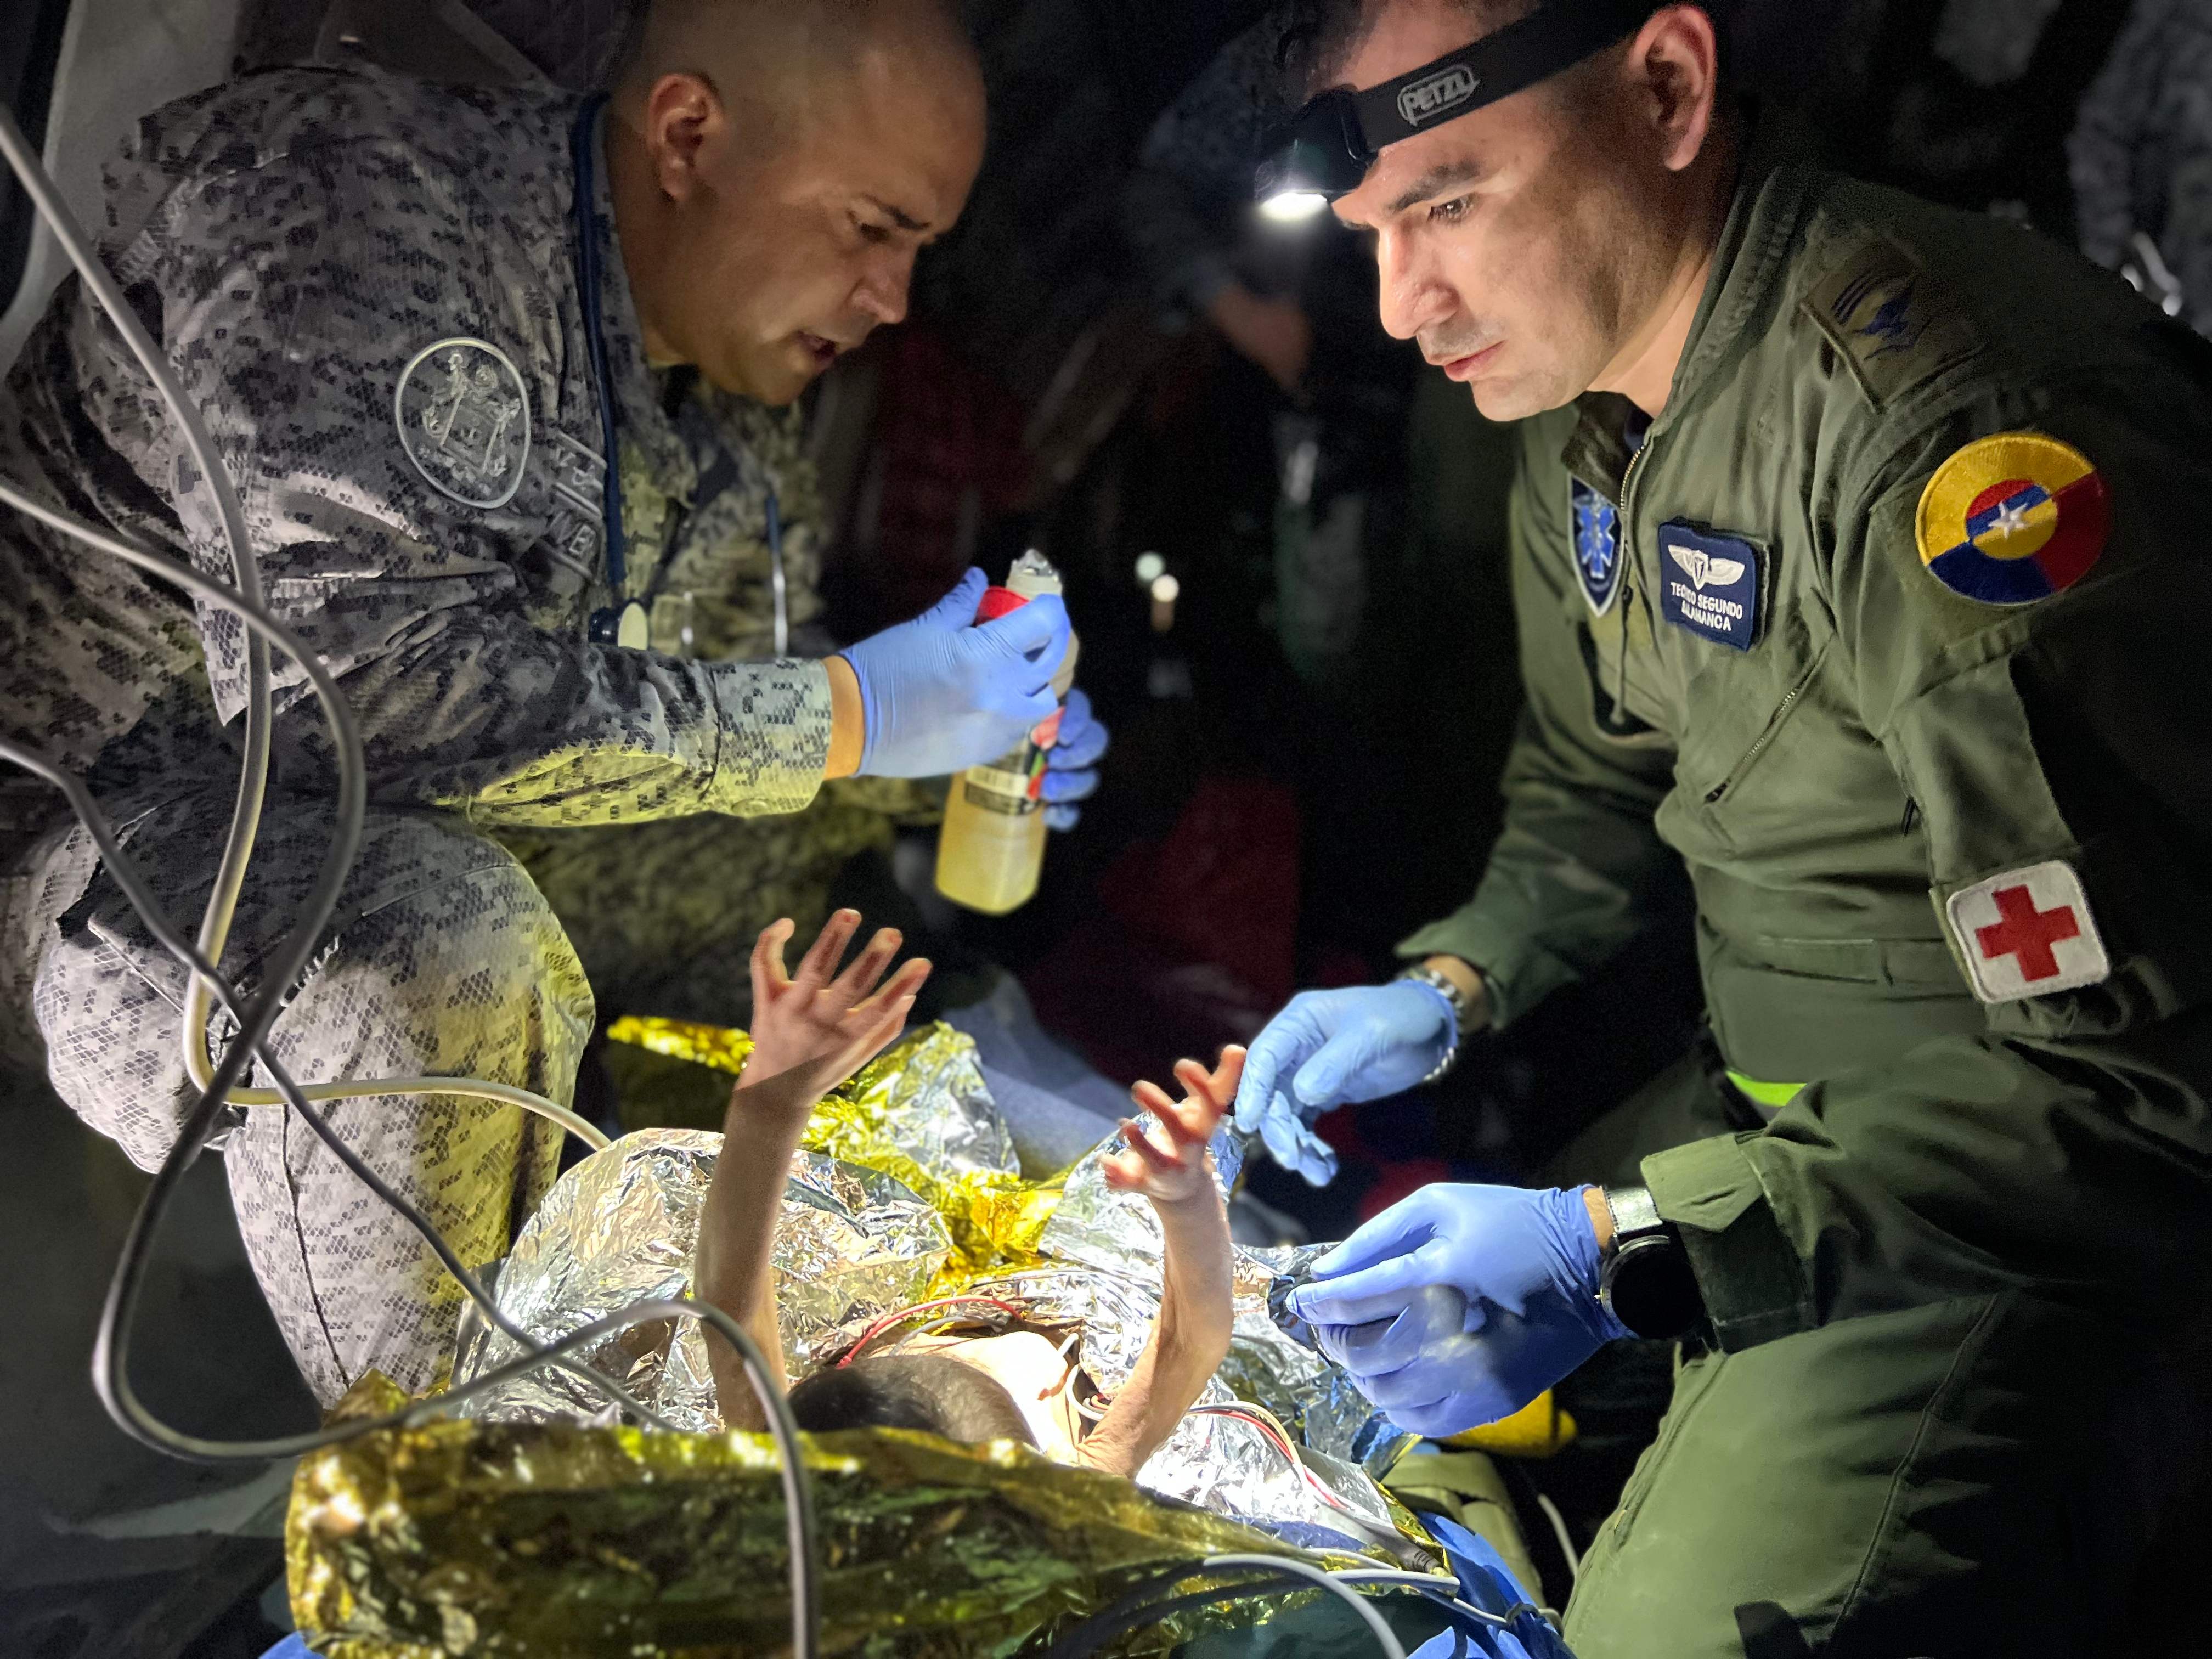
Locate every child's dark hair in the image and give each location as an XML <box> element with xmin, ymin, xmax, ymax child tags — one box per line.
<box><xmin>787</xmin><ymin>1353</ymin><xmax>1038</xmax><ymax>1447</ymax></box>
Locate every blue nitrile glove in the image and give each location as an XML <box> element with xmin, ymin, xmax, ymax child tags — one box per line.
<box><xmin>1231</xmin><ymin>980</ymin><xmax>1457</xmax><ymax>1186</ymax></box>
<box><xmin>837</xmin><ymin>567</ymin><xmax>1073</xmax><ymax>778</ymax></box>
<box><xmin>1040</xmin><ymin>686</ymin><xmax>1108</xmax><ymax>832</ymax></box>
<box><xmin>1287</xmin><ymin>1184</ymin><xmax>1628</xmax><ymax>1439</ymax></box>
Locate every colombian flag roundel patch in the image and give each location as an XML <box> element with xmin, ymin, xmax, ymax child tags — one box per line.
<box><xmin>1915</xmin><ymin>432</ymin><xmax>2109</xmax><ymax>605</ymax></box>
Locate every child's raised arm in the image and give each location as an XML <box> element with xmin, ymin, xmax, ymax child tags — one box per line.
<box><xmin>1076</xmin><ymin>1047</ymin><xmax>1245</xmax><ymax>1479</ymax></box>
<box><xmin>695</xmin><ymin>910</ymin><xmax>929</xmax><ymax>1429</ymax></box>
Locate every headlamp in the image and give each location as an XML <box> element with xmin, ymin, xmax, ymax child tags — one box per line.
<box><xmin>1255</xmin><ymin>0</ymin><xmax>1657</xmax><ymax>214</ymax></box>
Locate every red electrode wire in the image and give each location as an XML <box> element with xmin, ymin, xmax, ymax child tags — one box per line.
<box><xmin>834</xmin><ymin>1296</ymin><xmax>1027</xmax><ymax>1367</ymax></box>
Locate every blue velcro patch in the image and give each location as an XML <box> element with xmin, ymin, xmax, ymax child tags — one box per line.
<box><xmin>1656</xmin><ymin>522</ymin><xmax>1762</xmax><ymax>651</ymax></box>
<box><xmin>1571</xmin><ymin>479</ymin><xmax>1623</xmax><ymax>616</ymax></box>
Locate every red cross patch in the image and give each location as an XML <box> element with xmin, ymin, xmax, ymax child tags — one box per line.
<box><xmin>1944</xmin><ymin>860</ymin><xmax>2110</xmax><ymax>1003</ymax></box>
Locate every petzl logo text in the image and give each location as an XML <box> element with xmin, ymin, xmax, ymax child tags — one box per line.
<box><xmin>1398</xmin><ymin>64</ymin><xmax>1479</xmax><ymax>126</ymax></box>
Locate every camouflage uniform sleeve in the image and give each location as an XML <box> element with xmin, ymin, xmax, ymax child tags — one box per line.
<box><xmin>1643</xmin><ymin>368</ymin><xmax>2212</xmax><ymax>1349</ymax></box>
<box><xmin>2067</xmin><ymin>0</ymin><xmax>2212</xmax><ymax>336</ymax></box>
<box><xmin>1393</xmin><ymin>414</ymin><xmax>1678</xmax><ymax>1027</ymax></box>
<box><xmin>124</xmin><ymin>136</ymin><xmax>828</xmax><ymax>828</ymax></box>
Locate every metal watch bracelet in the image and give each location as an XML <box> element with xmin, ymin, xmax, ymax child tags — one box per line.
<box><xmin>1395</xmin><ymin>963</ymin><xmax>1474</xmax><ymax>1085</ymax></box>
<box><xmin>1601</xmin><ymin>1182</ymin><xmax>1664</xmax><ymax>1253</ymax></box>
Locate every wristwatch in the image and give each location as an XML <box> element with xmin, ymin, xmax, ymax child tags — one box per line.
<box><xmin>1394</xmin><ymin>962</ymin><xmax>1477</xmax><ymax>1084</ymax></box>
<box><xmin>1597</xmin><ymin>1185</ymin><xmax>1705</xmax><ymax>1340</ymax></box>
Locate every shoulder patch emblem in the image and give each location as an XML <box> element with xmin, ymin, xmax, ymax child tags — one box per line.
<box><xmin>394</xmin><ymin>337</ymin><xmax>531</xmax><ymax>509</ymax></box>
<box><xmin>1915</xmin><ymin>431</ymin><xmax>2109</xmax><ymax>605</ymax></box>
<box><xmin>1571</xmin><ymin>478</ymin><xmax>1624</xmax><ymax>616</ymax></box>
<box><xmin>1656</xmin><ymin>521</ymin><xmax>1763</xmax><ymax>651</ymax></box>
<box><xmin>1803</xmin><ymin>238</ymin><xmax>1981</xmax><ymax>406</ymax></box>
<box><xmin>1945</xmin><ymin>860</ymin><xmax>2109</xmax><ymax>1003</ymax></box>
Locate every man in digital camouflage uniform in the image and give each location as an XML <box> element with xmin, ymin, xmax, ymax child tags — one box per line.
<box><xmin>1231</xmin><ymin>1</ymin><xmax>2212</xmax><ymax>1650</ymax></box>
<box><xmin>0</xmin><ymin>0</ymin><xmax>1101</xmax><ymax>1407</ymax></box>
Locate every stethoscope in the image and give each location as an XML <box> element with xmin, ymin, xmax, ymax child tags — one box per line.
<box><xmin>569</xmin><ymin>94</ymin><xmax>787</xmax><ymax>657</ymax></box>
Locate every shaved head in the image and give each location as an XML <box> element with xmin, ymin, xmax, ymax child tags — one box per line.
<box><xmin>607</xmin><ymin>0</ymin><xmax>986</xmax><ymax>402</ymax></box>
<box><xmin>615</xmin><ymin>0</ymin><xmax>981</xmax><ymax>145</ymax></box>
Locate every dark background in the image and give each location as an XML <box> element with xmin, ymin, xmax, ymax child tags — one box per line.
<box><xmin>0</xmin><ymin>2</ymin><xmax>2177</xmax><ymax>1654</ymax></box>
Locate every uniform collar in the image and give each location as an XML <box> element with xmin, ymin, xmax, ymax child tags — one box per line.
<box><xmin>1560</xmin><ymin>106</ymin><xmax>1818</xmax><ymax>497</ymax></box>
<box><xmin>1662</xmin><ymin>106</ymin><xmax>1818</xmax><ymax>420</ymax></box>
<box><xmin>583</xmin><ymin>101</ymin><xmax>694</xmax><ymax>490</ymax></box>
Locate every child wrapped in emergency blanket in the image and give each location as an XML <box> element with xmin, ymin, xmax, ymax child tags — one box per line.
<box><xmin>450</xmin><ymin>913</ymin><xmax>1558</xmax><ymax>1628</ymax></box>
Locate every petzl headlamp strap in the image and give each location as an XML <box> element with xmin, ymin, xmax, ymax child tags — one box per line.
<box><xmin>1351</xmin><ymin>0</ymin><xmax>1657</xmax><ymax>152</ymax></box>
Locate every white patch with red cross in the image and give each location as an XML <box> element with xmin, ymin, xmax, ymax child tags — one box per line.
<box><xmin>1944</xmin><ymin>860</ymin><xmax>2111</xmax><ymax>1003</ymax></box>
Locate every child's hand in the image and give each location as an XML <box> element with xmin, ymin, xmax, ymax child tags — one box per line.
<box><xmin>738</xmin><ymin>910</ymin><xmax>930</xmax><ymax>1118</ymax></box>
<box><xmin>1103</xmin><ymin>1047</ymin><xmax>1246</xmax><ymax>1207</ymax></box>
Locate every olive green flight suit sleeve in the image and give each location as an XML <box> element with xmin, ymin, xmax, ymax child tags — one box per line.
<box><xmin>1396</xmin><ymin>417</ymin><xmax>1678</xmax><ymax>1028</ymax></box>
<box><xmin>1645</xmin><ymin>374</ymin><xmax>2212</xmax><ymax>1347</ymax></box>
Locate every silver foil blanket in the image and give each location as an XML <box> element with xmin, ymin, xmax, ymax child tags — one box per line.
<box><xmin>453</xmin><ymin>1131</ymin><xmax>951</xmax><ymax>1430</ymax></box>
<box><xmin>450</xmin><ymin>1077</ymin><xmax>1420</xmax><ymax>1556</ymax></box>
<box><xmin>1041</xmin><ymin>1126</ymin><xmax>1417</xmax><ymax>1478</ymax></box>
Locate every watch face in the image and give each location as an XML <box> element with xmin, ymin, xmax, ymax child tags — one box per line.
<box><xmin>1604</xmin><ymin>1236</ymin><xmax>1703</xmax><ymax>1341</ymax></box>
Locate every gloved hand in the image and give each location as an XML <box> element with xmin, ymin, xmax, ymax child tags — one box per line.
<box><xmin>1040</xmin><ymin>686</ymin><xmax>1107</xmax><ymax>832</ymax></box>
<box><xmin>1231</xmin><ymin>980</ymin><xmax>1457</xmax><ymax>1186</ymax></box>
<box><xmin>837</xmin><ymin>568</ymin><xmax>1072</xmax><ymax>778</ymax></box>
<box><xmin>1287</xmin><ymin>1184</ymin><xmax>1627</xmax><ymax>1438</ymax></box>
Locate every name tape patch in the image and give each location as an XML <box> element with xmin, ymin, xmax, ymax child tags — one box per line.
<box><xmin>1656</xmin><ymin>521</ymin><xmax>1762</xmax><ymax>651</ymax></box>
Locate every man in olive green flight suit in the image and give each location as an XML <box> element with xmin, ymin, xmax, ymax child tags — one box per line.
<box><xmin>1241</xmin><ymin>1</ymin><xmax>2212</xmax><ymax>1652</ymax></box>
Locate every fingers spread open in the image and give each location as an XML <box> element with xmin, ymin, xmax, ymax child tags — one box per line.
<box><xmin>795</xmin><ymin>908</ymin><xmax>860</xmax><ymax>991</ymax></box>
<box><xmin>830</xmin><ymin>926</ymin><xmax>904</xmax><ymax>1005</ymax></box>
<box><xmin>855</xmin><ymin>956</ymin><xmax>931</xmax><ymax>1022</ymax></box>
<box><xmin>1115</xmin><ymin>1114</ymin><xmax>1182</xmax><ymax>1175</ymax></box>
<box><xmin>1128</xmin><ymin>1080</ymin><xmax>1208</xmax><ymax>1149</ymax></box>
<box><xmin>752</xmin><ymin>917</ymin><xmax>797</xmax><ymax>1005</ymax></box>
<box><xmin>845</xmin><ymin>984</ymin><xmax>922</xmax><ymax>1073</ymax></box>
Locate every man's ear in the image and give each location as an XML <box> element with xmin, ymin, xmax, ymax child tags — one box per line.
<box><xmin>642</xmin><ymin>70</ymin><xmax>726</xmax><ymax>204</ymax></box>
<box><xmin>1636</xmin><ymin>4</ymin><xmax>1721</xmax><ymax>173</ymax></box>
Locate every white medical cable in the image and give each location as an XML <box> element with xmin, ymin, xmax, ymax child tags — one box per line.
<box><xmin>1199</xmin><ymin>1555</ymin><xmax>1408</xmax><ymax>1659</ymax></box>
<box><xmin>1328</xmin><ymin>1567</ymin><xmax>1545</xmax><ymax>1633</ymax></box>
<box><xmin>0</xmin><ymin>92</ymin><xmax>820</xmax><ymax>1653</ymax></box>
<box><xmin>0</xmin><ymin>551</ymin><xmax>808</xmax><ymax>1637</ymax></box>
<box><xmin>0</xmin><ymin>480</ymin><xmax>607</xmax><ymax>1151</ymax></box>
<box><xmin>1535</xmin><ymin>1489</ymin><xmax>1582</xmax><ymax>1581</ymax></box>
<box><xmin>0</xmin><ymin>101</ymin><xmax>276</xmax><ymax>1118</ymax></box>
<box><xmin>0</xmin><ymin>108</ymin><xmax>606</xmax><ymax>1152</ymax></box>
<box><xmin>0</xmin><ymin>733</ymin><xmax>658</xmax><ymax>1424</ymax></box>
<box><xmin>201</xmin><ymin>1074</ymin><xmax>607</xmax><ymax>1149</ymax></box>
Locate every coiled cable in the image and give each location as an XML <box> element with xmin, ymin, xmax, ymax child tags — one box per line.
<box><xmin>0</xmin><ymin>98</ymin><xmax>816</xmax><ymax>1657</ymax></box>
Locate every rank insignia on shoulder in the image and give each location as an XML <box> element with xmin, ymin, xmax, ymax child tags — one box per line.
<box><xmin>1804</xmin><ymin>237</ymin><xmax>1982</xmax><ymax>407</ymax></box>
<box><xmin>1944</xmin><ymin>860</ymin><xmax>2110</xmax><ymax>1003</ymax></box>
<box><xmin>1915</xmin><ymin>431</ymin><xmax>2109</xmax><ymax>606</ymax></box>
<box><xmin>394</xmin><ymin>336</ymin><xmax>532</xmax><ymax>510</ymax></box>
<box><xmin>1656</xmin><ymin>522</ymin><xmax>1762</xmax><ymax>651</ymax></box>
<box><xmin>1571</xmin><ymin>478</ymin><xmax>1624</xmax><ymax>616</ymax></box>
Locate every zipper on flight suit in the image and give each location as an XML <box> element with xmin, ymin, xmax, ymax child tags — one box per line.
<box><xmin>1609</xmin><ymin>441</ymin><xmax>1655</xmax><ymax>725</ymax></box>
<box><xmin>1704</xmin><ymin>684</ymin><xmax>1801</xmax><ymax>802</ymax></box>
<box><xmin>1703</xmin><ymin>648</ymin><xmax>1825</xmax><ymax>804</ymax></box>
